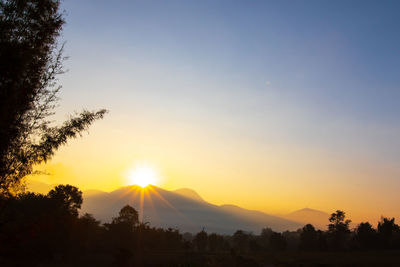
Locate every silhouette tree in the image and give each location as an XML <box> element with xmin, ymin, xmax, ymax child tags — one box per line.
<box><xmin>74</xmin><ymin>213</ymin><xmax>103</xmax><ymax>253</ymax></box>
<box><xmin>104</xmin><ymin>205</ymin><xmax>139</xmax><ymax>262</ymax></box>
<box><xmin>328</xmin><ymin>210</ymin><xmax>351</xmax><ymax>233</ymax></box>
<box><xmin>328</xmin><ymin>210</ymin><xmax>351</xmax><ymax>250</ymax></box>
<box><xmin>0</xmin><ymin>0</ymin><xmax>107</xmax><ymax>195</ymax></box>
<box><xmin>0</xmin><ymin>185</ymin><xmax>83</xmax><ymax>262</ymax></box>
<box><xmin>0</xmin><ymin>192</ymin><xmax>56</xmax><ymax>260</ymax></box>
<box><xmin>354</xmin><ymin>222</ymin><xmax>377</xmax><ymax>250</ymax></box>
<box><xmin>299</xmin><ymin>224</ymin><xmax>318</xmax><ymax>250</ymax></box>
<box><xmin>47</xmin><ymin>184</ymin><xmax>82</xmax><ymax>217</ymax></box>
<box><xmin>377</xmin><ymin>217</ymin><xmax>400</xmax><ymax>249</ymax></box>
<box><xmin>4</xmin><ymin>196</ymin><xmax>400</xmax><ymax>266</ymax></box>
<box><xmin>112</xmin><ymin>204</ymin><xmax>139</xmax><ymax>228</ymax></box>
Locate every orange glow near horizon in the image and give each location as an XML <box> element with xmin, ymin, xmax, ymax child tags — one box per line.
<box><xmin>27</xmin><ymin>121</ymin><xmax>400</xmax><ymax>226</ymax></box>
<box><xmin>21</xmin><ymin>0</ymin><xmax>400</xmax><ymax>236</ymax></box>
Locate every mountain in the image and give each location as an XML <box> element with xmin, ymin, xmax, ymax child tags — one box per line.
<box><xmin>81</xmin><ymin>185</ymin><xmax>303</xmax><ymax>234</ymax></box>
<box><xmin>173</xmin><ymin>188</ymin><xmax>205</xmax><ymax>203</ymax></box>
<box><xmin>26</xmin><ymin>180</ymin><xmax>59</xmax><ymax>194</ymax></box>
<box><xmin>27</xmin><ymin>180</ymin><xmax>105</xmax><ymax>197</ymax></box>
<box><xmin>283</xmin><ymin>208</ymin><xmax>330</xmax><ymax>230</ymax></box>
<box><xmin>83</xmin><ymin>189</ymin><xmax>106</xmax><ymax>197</ymax></box>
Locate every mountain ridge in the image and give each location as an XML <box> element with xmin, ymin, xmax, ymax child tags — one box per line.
<box><xmin>80</xmin><ymin>184</ymin><xmax>303</xmax><ymax>234</ymax></box>
<box><xmin>173</xmin><ymin>188</ymin><xmax>205</xmax><ymax>203</ymax></box>
<box><xmin>283</xmin><ymin>207</ymin><xmax>330</xmax><ymax>230</ymax></box>
<box><xmin>27</xmin><ymin>181</ymin><xmax>310</xmax><ymax>234</ymax></box>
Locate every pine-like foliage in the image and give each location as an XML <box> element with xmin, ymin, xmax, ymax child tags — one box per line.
<box><xmin>0</xmin><ymin>0</ymin><xmax>107</xmax><ymax>195</ymax></box>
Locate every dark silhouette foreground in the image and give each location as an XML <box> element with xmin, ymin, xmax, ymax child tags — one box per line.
<box><xmin>1</xmin><ymin>184</ymin><xmax>400</xmax><ymax>266</ymax></box>
<box><xmin>0</xmin><ymin>2</ymin><xmax>399</xmax><ymax>266</ymax></box>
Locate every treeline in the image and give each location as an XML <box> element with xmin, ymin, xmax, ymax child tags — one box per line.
<box><xmin>1</xmin><ymin>185</ymin><xmax>400</xmax><ymax>266</ymax></box>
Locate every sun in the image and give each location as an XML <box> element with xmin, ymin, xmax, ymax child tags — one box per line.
<box><xmin>128</xmin><ymin>164</ymin><xmax>158</xmax><ymax>188</ymax></box>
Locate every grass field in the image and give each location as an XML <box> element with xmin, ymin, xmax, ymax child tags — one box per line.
<box><xmin>30</xmin><ymin>249</ymin><xmax>400</xmax><ymax>267</ymax></box>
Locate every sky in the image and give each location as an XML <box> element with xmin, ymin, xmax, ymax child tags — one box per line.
<box><xmin>30</xmin><ymin>0</ymin><xmax>400</xmax><ymax>224</ymax></box>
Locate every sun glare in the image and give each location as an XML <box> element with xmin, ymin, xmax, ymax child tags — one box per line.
<box><xmin>128</xmin><ymin>164</ymin><xmax>158</xmax><ymax>188</ymax></box>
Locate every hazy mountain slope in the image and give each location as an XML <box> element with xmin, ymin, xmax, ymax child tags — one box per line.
<box><xmin>81</xmin><ymin>185</ymin><xmax>302</xmax><ymax>234</ymax></box>
<box><xmin>83</xmin><ymin>189</ymin><xmax>106</xmax><ymax>197</ymax></box>
<box><xmin>26</xmin><ymin>180</ymin><xmax>59</xmax><ymax>194</ymax></box>
<box><xmin>173</xmin><ymin>188</ymin><xmax>205</xmax><ymax>203</ymax></box>
<box><xmin>284</xmin><ymin>208</ymin><xmax>330</xmax><ymax>230</ymax></box>
<box><xmin>219</xmin><ymin>204</ymin><xmax>301</xmax><ymax>232</ymax></box>
<box><xmin>27</xmin><ymin>180</ymin><xmax>105</xmax><ymax>197</ymax></box>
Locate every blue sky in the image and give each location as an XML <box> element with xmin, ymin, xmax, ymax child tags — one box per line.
<box><xmin>43</xmin><ymin>0</ymin><xmax>400</xmax><ymax>220</ymax></box>
<box><xmin>61</xmin><ymin>0</ymin><xmax>400</xmax><ymax>160</ymax></box>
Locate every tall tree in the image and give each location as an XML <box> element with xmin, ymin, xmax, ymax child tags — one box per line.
<box><xmin>328</xmin><ymin>210</ymin><xmax>351</xmax><ymax>250</ymax></box>
<box><xmin>328</xmin><ymin>210</ymin><xmax>351</xmax><ymax>234</ymax></box>
<box><xmin>0</xmin><ymin>0</ymin><xmax>106</xmax><ymax>195</ymax></box>
<box><xmin>47</xmin><ymin>184</ymin><xmax>82</xmax><ymax>217</ymax></box>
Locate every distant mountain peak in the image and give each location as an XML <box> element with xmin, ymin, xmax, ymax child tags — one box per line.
<box><xmin>289</xmin><ymin>208</ymin><xmax>329</xmax><ymax>215</ymax></box>
<box><xmin>173</xmin><ymin>188</ymin><xmax>205</xmax><ymax>202</ymax></box>
<box><xmin>81</xmin><ymin>185</ymin><xmax>302</xmax><ymax>234</ymax></box>
<box><xmin>284</xmin><ymin>208</ymin><xmax>330</xmax><ymax>230</ymax></box>
<box><xmin>110</xmin><ymin>184</ymin><xmax>155</xmax><ymax>193</ymax></box>
<box><xmin>298</xmin><ymin>208</ymin><xmax>314</xmax><ymax>212</ymax></box>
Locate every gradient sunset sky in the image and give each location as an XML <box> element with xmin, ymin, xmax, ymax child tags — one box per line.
<box><xmin>31</xmin><ymin>0</ymin><xmax>400</xmax><ymax>223</ymax></box>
